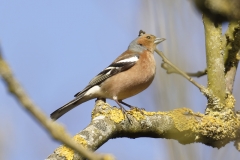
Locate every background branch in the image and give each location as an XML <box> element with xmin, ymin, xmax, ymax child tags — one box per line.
<box><xmin>223</xmin><ymin>21</ymin><xmax>240</xmax><ymax>93</ymax></box>
<box><xmin>192</xmin><ymin>0</ymin><xmax>240</xmax><ymax>22</ymax></box>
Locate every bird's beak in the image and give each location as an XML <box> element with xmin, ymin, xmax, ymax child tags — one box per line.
<box><xmin>154</xmin><ymin>38</ymin><xmax>166</xmax><ymax>44</ymax></box>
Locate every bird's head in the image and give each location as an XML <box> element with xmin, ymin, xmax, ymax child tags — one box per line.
<box><xmin>128</xmin><ymin>33</ymin><xmax>165</xmax><ymax>53</ymax></box>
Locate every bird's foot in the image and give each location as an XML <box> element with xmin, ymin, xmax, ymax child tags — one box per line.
<box><xmin>119</xmin><ymin>106</ymin><xmax>133</xmax><ymax>124</ymax></box>
<box><xmin>114</xmin><ymin>100</ymin><xmax>134</xmax><ymax>124</ymax></box>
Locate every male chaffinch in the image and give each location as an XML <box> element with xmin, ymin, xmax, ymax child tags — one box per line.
<box><xmin>50</xmin><ymin>31</ymin><xmax>165</xmax><ymax>120</ymax></box>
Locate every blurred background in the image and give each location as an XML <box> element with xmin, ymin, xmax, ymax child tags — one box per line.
<box><xmin>0</xmin><ymin>0</ymin><xmax>239</xmax><ymax>160</ymax></box>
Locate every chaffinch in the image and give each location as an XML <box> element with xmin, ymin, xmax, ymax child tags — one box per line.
<box><xmin>50</xmin><ymin>31</ymin><xmax>165</xmax><ymax>120</ymax></box>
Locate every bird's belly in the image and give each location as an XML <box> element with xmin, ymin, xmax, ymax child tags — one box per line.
<box><xmin>116</xmin><ymin>76</ymin><xmax>154</xmax><ymax>100</ymax></box>
<box><xmin>101</xmin><ymin>61</ymin><xmax>156</xmax><ymax>100</ymax></box>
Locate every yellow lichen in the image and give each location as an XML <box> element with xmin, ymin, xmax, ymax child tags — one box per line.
<box><xmin>55</xmin><ymin>135</ymin><xmax>87</xmax><ymax>160</ymax></box>
<box><xmin>92</xmin><ymin>100</ymin><xmax>169</xmax><ymax>123</ymax></box>
<box><xmin>197</xmin><ymin>93</ymin><xmax>240</xmax><ymax>140</ymax></box>
<box><xmin>55</xmin><ymin>145</ymin><xmax>74</xmax><ymax>160</ymax></box>
<box><xmin>92</xmin><ymin>106</ymin><xmax>124</xmax><ymax>123</ymax></box>
<box><xmin>225</xmin><ymin>94</ymin><xmax>236</xmax><ymax>109</ymax></box>
<box><xmin>198</xmin><ymin>111</ymin><xmax>239</xmax><ymax>140</ymax></box>
<box><xmin>143</xmin><ymin>110</ymin><xmax>165</xmax><ymax>116</ymax></box>
<box><xmin>101</xmin><ymin>104</ymin><xmax>107</xmax><ymax>110</ymax></box>
<box><xmin>91</xmin><ymin>112</ymin><xmax>100</xmax><ymax>119</ymax></box>
<box><xmin>167</xmin><ymin>108</ymin><xmax>199</xmax><ymax>132</ymax></box>
<box><xmin>73</xmin><ymin>135</ymin><xmax>88</xmax><ymax>147</ymax></box>
<box><xmin>164</xmin><ymin>107</ymin><xmax>239</xmax><ymax>140</ymax></box>
<box><xmin>127</xmin><ymin>108</ymin><xmax>146</xmax><ymax>121</ymax></box>
<box><xmin>200</xmin><ymin>115</ymin><xmax>225</xmax><ymax>139</ymax></box>
<box><xmin>109</xmin><ymin>108</ymin><xmax>124</xmax><ymax>123</ymax></box>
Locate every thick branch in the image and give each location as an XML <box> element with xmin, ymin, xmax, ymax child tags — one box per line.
<box><xmin>203</xmin><ymin>14</ymin><xmax>226</xmax><ymax>104</ymax></box>
<box><xmin>49</xmin><ymin>100</ymin><xmax>240</xmax><ymax>159</ymax></box>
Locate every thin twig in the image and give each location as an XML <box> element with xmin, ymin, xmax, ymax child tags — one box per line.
<box><xmin>161</xmin><ymin>63</ymin><xmax>177</xmax><ymax>74</ymax></box>
<box><xmin>187</xmin><ymin>69</ymin><xmax>207</xmax><ymax>77</ymax></box>
<box><xmin>161</xmin><ymin>62</ymin><xmax>207</xmax><ymax>77</ymax></box>
<box><xmin>155</xmin><ymin>49</ymin><xmax>206</xmax><ymax>92</ymax></box>
<box><xmin>0</xmin><ymin>48</ymin><xmax>111</xmax><ymax>160</ymax></box>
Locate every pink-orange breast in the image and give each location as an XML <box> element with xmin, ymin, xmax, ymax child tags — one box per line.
<box><xmin>100</xmin><ymin>51</ymin><xmax>156</xmax><ymax>100</ymax></box>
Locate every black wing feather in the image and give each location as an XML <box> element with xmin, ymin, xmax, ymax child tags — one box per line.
<box><xmin>74</xmin><ymin>56</ymin><xmax>139</xmax><ymax>97</ymax></box>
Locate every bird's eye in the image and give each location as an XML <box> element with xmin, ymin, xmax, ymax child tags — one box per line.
<box><xmin>146</xmin><ymin>36</ymin><xmax>151</xmax><ymax>39</ymax></box>
<box><xmin>139</xmin><ymin>44</ymin><xmax>143</xmax><ymax>46</ymax></box>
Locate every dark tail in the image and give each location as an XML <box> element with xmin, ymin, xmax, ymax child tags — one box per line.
<box><xmin>50</xmin><ymin>96</ymin><xmax>89</xmax><ymax>120</ymax></box>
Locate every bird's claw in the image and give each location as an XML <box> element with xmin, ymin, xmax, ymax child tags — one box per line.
<box><xmin>130</xmin><ymin>106</ymin><xmax>145</xmax><ymax>114</ymax></box>
<box><xmin>119</xmin><ymin>107</ymin><xmax>133</xmax><ymax>124</ymax></box>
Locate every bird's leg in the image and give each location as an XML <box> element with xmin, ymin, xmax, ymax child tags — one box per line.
<box><xmin>119</xmin><ymin>101</ymin><xmax>133</xmax><ymax>109</ymax></box>
<box><xmin>113</xmin><ymin>97</ymin><xmax>132</xmax><ymax>124</ymax></box>
<box><xmin>119</xmin><ymin>101</ymin><xmax>145</xmax><ymax>114</ymax></box>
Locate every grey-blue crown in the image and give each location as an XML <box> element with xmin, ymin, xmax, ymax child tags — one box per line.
<box><xmin>128</xmin><ymin>38</ymin><xmax>147</xmax><ymax>52</ymax></box>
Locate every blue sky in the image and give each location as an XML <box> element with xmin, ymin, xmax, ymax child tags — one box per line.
<box><xmin>0</xmin><ymin>1</ymin><xmax>240</xmax><ymax>160</ymax></box>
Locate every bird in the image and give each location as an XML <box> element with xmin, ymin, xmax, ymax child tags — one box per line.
<box><xmin>50</xmin><ymin>30</ymin><xmax>165</xmax><ymax>121</ymax></box>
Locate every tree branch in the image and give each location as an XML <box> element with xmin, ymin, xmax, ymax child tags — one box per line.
<box><xmin>192</xmin><ymin>0</ymin><xmax>240</xmax><ymax>22</ymax></box>
<box><xmin>186</xmin><ymin>69</ymin><xmax>207</xmax><ymax>77</ymax></box>
<box><xmin>223</xmin><ymin>21</ymin><xmax>240</xmax><ymax>93</ymax></box>
<box><xmin>49</xmin><ymin>100</ymin><xmax>240</xmax><ymax>159</ymax></box>
<box><xmin>203</xmin><ymin>14</ymin><xmax>226</xmax><ymax>105</ymax></box>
